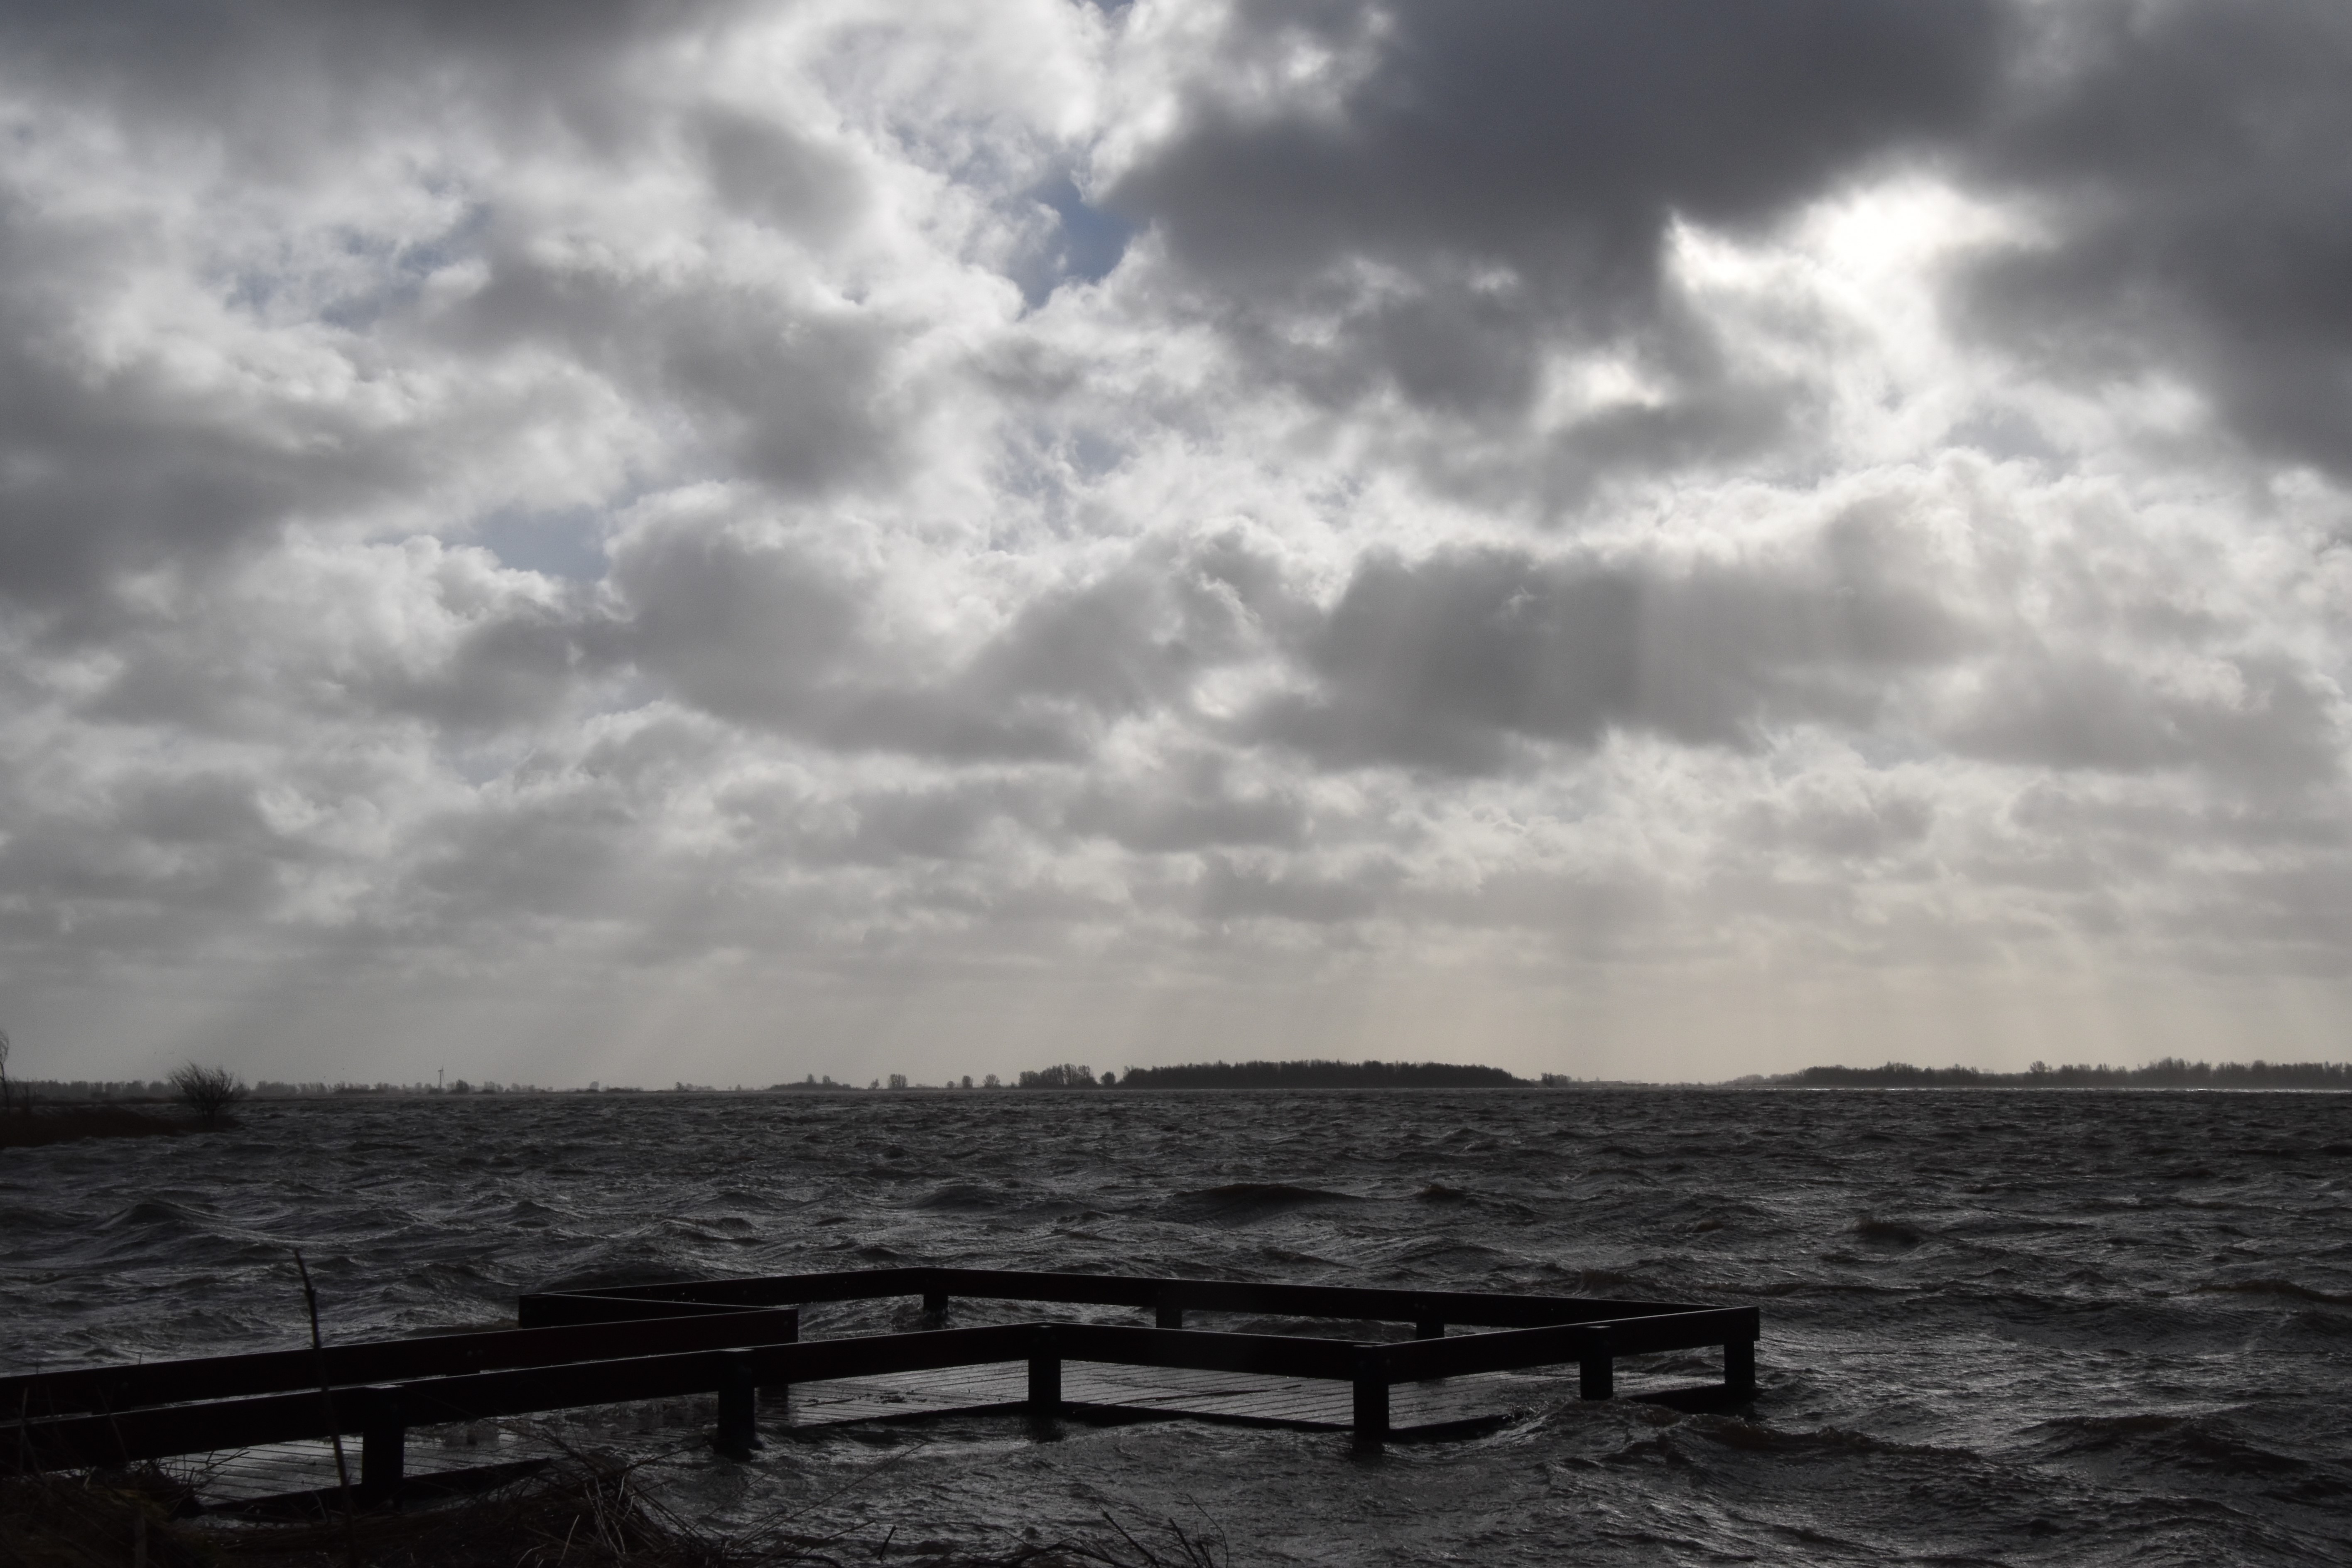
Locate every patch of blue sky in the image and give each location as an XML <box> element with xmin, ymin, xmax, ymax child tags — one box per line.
<box><xmin>1013</xmin><ymin>174</ymin><xmax>1136</xmax><ymax>308</ymax></box>
<box><xmin>474</xmin><ymin>506</ymin><xmax>611</xmax><ymax>582</ymax></box>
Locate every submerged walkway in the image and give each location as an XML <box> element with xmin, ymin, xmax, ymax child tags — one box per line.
<box><xmin>9</xmin><ymin>1266</ymin><xmax>1759</xmax><ymax>1516</ymax></box>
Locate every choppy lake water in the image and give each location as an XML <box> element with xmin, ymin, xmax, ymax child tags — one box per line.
<box><xmin>4</xmin><ymin>1088</ymin><xmax>2350</xmax><ymax>1565</ymax></box>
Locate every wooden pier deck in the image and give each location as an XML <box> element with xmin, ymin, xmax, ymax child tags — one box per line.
<box><xmin>781</xmin><ymin>1359</ymin><xmax>1570</xmax><ymax>1433</ymax></box>
<box><xmin>154</xmin><ymin>1362</ymin><xmax>1574</xmax><ymax>1512</ymax></box>
<box><xmin>157</xmin><ymin>1428</ymin><xmax>552</xmax><ymax>1516</ymax></box>
<box><xmin>5</xmin><ymin>1266</ymin><xmax>1759</xmax><ymax>1513</ymax></box>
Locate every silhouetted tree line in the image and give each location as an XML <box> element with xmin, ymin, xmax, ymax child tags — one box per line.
<box><xmin>1018</xmin><ymin>1063</ymin><xmax>1110</xmax><ymax>1088</ymax></box>
<box><xmin>1113</xmin><ymin>1059</ymin><xmax>1524</xmax><ymax>1090</ymax></box>
<box><xmin>1783</xmin><ymin>1058</ymin><xmax>2352</xmax><ymax>1089</ymax></box>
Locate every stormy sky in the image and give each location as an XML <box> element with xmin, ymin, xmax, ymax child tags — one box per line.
<box><xmin>3</xmin><ymin>0</ymin><xmax>2348</xmax><ymax>1086</ymax></box>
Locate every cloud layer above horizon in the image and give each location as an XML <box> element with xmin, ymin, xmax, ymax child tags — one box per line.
<box><xmin>3</xmin><ymin>0</ymin><xmax>2348</xmax><ymax>1084</ymax></box>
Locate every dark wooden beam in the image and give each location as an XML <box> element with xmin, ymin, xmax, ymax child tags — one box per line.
<box><xmin>1</xmin><ymin>1273</ymin><xmax>1761</xmax><ymax>1473</ymax></box>
<box><xmin>0</xmin><ymin>1308</ymin><xmax>798</xmax><ymax>1419</ymax></box>
<box><xmin>4</xmin><ymin>1325</ymin><xmax>1034</xmax><ymax>1474</ymax></box>
<box><xmin>555</xmin><ymin>1267</ymin><xmax>1695</xmax><ymax>1329</ymax></box>
<box><xmin>1374</xmin><ymin>1308</ymin><xmax>1757</xmax><ymax>1384</ymax></box>
<box><xmin>1050</xmin><ymin>1323</ymin><xmax>1361</xmax><ymax>1382</ymax></box>
<box><xmin>1725</xmin><ymin>1338</ymin><xmax>1756</xmax><ymax>1394</ymax></box>
<box><xmin>515</xmin><ymin>1294</ymin><xmax>776</xmax><ymax>1328</ymax></box>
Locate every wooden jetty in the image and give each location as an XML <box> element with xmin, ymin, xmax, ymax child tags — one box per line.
<box><xmin>2</xmin><ymin>1267</ymin><xmax>1758</xmax><ymax>1510</ymax></box>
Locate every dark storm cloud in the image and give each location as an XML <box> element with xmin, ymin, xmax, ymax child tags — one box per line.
<box><xmin>958</xmin><ymin>534</ymin><xmax>1282</xmax><ymax>716</ymax></box>
<box><xmin>1251</xmin><ymin>513</ymin><xmax>1971</xmax><ymax>774</ymax></box>
<box><xmin>2</xmin><ymin>0</ymin><xmax>2347</xmax><ymax>1081</ymax></box>
<box><xmin>1106</xmin><ymin>0</ymin><xmax>2005</xmax><ymax>428</ymax></box>
<box><xmin>697</xmin><ymin>107</ymin><xmax>871</xmax><ymax>245</ymax></box>
<box><xmin>1065</xmin><ymin>753</ymin><xmax>1305</xmax><ymax>853</ymax></box>
<box><xmin>1963</xmin><ymin>0</ymin><xmax>2352</xmax><ymax>477</ymax></box>
<box><xmin>0</xmin><ymin>0</ymin><xmax>892</xmax><ymax>626</ymax></box>
<box><xmin>0</xmin><ymin>765</ymin><xmax>311</xmax><ymax>955</ymax></box>
<box><xmin>376</xmin><ymin>601</ymin><xmax>591</xmax><ymax>731</ymax></box>
<box><xmin>1738</xmin><ymin>786</ymin><xmax>1935</xmax><ymax>865</ymax></box>
<box><xmin>0</xmin><ymin>0</ymin><xmax>739</xmax><ymax>140</ymax></box>
<box><xmin>606</xmin><ymin>526</ymin><xmax>873</xmax><ymax>731</ymax></box>
<box><xmin>0</xmin><ymin>215</ymin><xmax>414</xmax><ymax>618</ymax></box>
<box><xmin>1196</xmin><ymin>853</ymin><xmax>1395</xmax><ymax>925</ymax></box>
<box><xmin>442</xmin><ymin>253</ymin><xmax>904</xmax><ymax>496</ymax></box>
<box><xmin>592</xmin><ymin>498</ymin><xmax>2338</xmax><ymax>800</ymax></box>
<box><xmin>1945</xmin><ymin>650</ymin><xmax>2341</xmax><ymax>787</ymax></box>
<box><xmin>1103</xmin><ymin>0</ymin><xmax>2352</xmax><ymax>493</ymax></box>
<box><xmin>608</xmin><ymin>526</ymin><xmax>1285</xmax><ymax>763</ymax></box>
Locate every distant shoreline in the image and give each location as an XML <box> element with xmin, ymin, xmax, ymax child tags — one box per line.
<box><xmin>10</xmin><ymin>1076</ymin><xmax>2351</xmax><ymax>1107</ymax></box>
<box><xmin>1755</xmin><ymin>1059</ymin><xmax>2352</xmax><ymax>1091</ymax></box>
<box><xmin>9</xmin><ymin>1056</ymin><xmax>2350</xmax><ymax>1109</ymax></box>
<box><xmin>0</xmin><ymin>1104</ymin><xmax>184</xmax><ymax>1149</ymax></box>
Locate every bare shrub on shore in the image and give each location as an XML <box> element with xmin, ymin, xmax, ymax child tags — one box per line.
<box><xmin>169</xmin><ymin>1062</ymin><xmax>245</xmax><ymax>1124</ymax></box>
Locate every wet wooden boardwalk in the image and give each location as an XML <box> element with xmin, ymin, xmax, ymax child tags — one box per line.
<box><xmin>15</xmin><ymin>1267</ymin><xmax>1756</xmax><ymax>1515</ymax></box>
<box><xmin>162</xmin><ymin>1427</ymin><xmax>549</xmax><ymax>1513</ymax></box>
<box><xmin>785</xmin><ymin>1361</ymin><xmax>1569</xmax><ymax>1433</ymax></box>
<box><xmin>168</xmin><ymin>1363</ymin><xmax>1587</xmax><ymax>1508</ymax></box>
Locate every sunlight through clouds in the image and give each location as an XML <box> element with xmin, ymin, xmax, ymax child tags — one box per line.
<box><xmin>0</xmin><ymin>0</ymin><xmax>2346</xmax><ymax>1085</ymax></box>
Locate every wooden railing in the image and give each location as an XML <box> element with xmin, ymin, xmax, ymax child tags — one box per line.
<box><xmin>3</xmin><ymin>1267</ymin><xmax>1758</xmax><ymax>1498</ymax></box>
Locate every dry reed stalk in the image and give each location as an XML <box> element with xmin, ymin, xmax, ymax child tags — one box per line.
<box><xmin>291</xmin><ymin>1249</ymin><xmax>359</xmax><ymax>1568</ymax></box>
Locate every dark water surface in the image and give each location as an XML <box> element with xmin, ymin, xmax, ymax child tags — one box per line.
<box><xmin>5</xmin><ymin>1089</ymin><xmax>2350</xmax><ymax>1564</ymax></box>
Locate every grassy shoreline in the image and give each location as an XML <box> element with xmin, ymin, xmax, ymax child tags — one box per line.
<box><xmin>0</xmin><ymin>1104</ymin><xmax>186</xmax><ymax>1149</ymax></box>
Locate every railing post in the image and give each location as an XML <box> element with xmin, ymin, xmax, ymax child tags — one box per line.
<box><xmin>1579</xmin><ymin>1346</ymin><xmax>1614</xmax><ymax>1401</ymax></box>
<box><xmin>359</xmin><ymin>1389</ymin><xmax>405</xmax><ymax>1504</ymax></box>
<box><xmin>1155</xmin><ymin>1299</ymin><xmax>1185</xmax><ymax>1330</ymax></box>
<box><xmin>922</xmin><ymin>1291</ymin><xmax>949</xmax><ymax>1316</ymax></box>
<box><xmin>713</xmin><ymin>1353</ymin><xmax>761</xmax><ymax>1459</ymax></box>
<box><xmin>777</xmin><ymin>1308</ymin><xmax>799</xmax><ymax>1422</ymax></box>
<box><xmin>1413</xmin><ymin>1319</ymin><xmax>1444</xmax><ymax>1340</ymax></box>
<box><xmin>1351</xmin><ymin>1346</ymin><xmax>1389</xmax><ymax>1447</ymax></box>
<box><xmin>1028</xmin><ymin>1328</ymin><xmax>1061</xmax><ymax>1416</ymax></box>
<box><xmin>1725</xmin><ymin>1337</ymin><xmax>1755</xmax><ymax>1396</ymax></box>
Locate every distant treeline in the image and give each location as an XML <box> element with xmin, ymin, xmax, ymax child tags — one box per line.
<box><xmin>1113</xmin><ymin>1059</ymin><xmax>1525</xmax><ymax>1090</ymax></box>
<box><xmin>9</xmin><ymin>1080</ymin><xmax>179</xmax><ymax>1101</ymax></box>
<box><xmin>9</xmin><ymin>1079</ymin><xmax>545</xmax><ymax>1100</ymax></box>
<box><xmin>1020</xmin><ymin>1064</ymin><xmax>1108</xmax><ymax>1088</ymax></box>
<box><xmin>1782</xmin><ymin>1058</ymin><xmax>2352</xmax><ymax>1089</ymax></box>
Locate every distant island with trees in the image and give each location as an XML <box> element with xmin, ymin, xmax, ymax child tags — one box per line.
<box><xmin>1113</xmin><ymin>1059</ymin><xmax>1526</xmax><ymax>1090</ymax></box>
<box><xmin>1768</xmin><ymin>1058</ymin><xmax>2352</xmax><ymax>1090</ymax></box>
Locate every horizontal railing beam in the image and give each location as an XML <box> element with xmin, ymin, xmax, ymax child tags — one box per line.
<box><xmin>513</xmin><ymin>1294</ymin><xmax>779</xmax><ymax>1329</ymax></box>
<box><xmin>2</xmin><ymin>1323</ymin><xmax>1036</xmax><ymax>1474</ymax></box>
<box><xmin>1373</xmin><ymin>1308</ymin><xmax>1759</xmax><ymax>1383</ymax></box>
<box><xmin>7</xmin><ymin>1389</ymin><xmax>347</xmax><ymax>1473</ymax></box>
<box><xmin>386</xmin><ymin>1329</ymin><xmax>1021</xmax><ymax>1426</ymax></box>
<box><xmin>542</xmin><ymin>1268</ymin><xmax>942</xmax><ymax>1310</ymax></box>
<box><xmin>0</xmin><ymin>1308</ymin><xmax>800</xmax><ymax>1420</ymax></box>
<box><xmin>1</xmin><ymin>1273</ymin><xmax>1760</xmax><ymax>1472</ymax></box>
<box><xmin>5</xmin><ymin>1320</ymin><xmax>1388</xmax><ymax>1471</ymax></box>
<box><xmin>545</xmin><ymin>1267</ymin><xmax>1700</xmax><ymax>1329</ymax></box>
<box><xmin>1099</xmin><ymin>1277</ymin><xmax>1687</xmax><ymax>1329</ymax></box>
<box><xmin>1051</xmin><ymin>1323</ymin><xmax>1363</xmax><ymax>1381</ymax></box>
